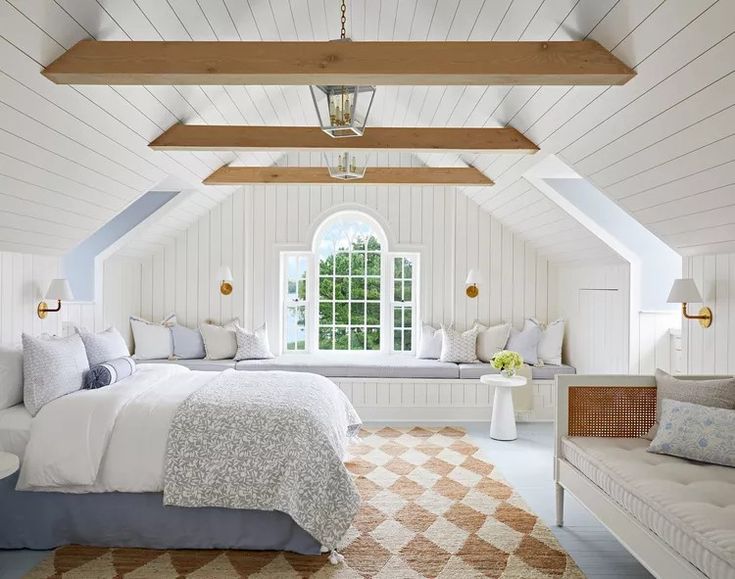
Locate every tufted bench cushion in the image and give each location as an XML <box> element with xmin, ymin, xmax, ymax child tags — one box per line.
<box><xmin>562</xmin><ymin>436</ymin><xmax>735</xmax><ymax>579</ymax></box>
<box><xmin>235</xmin><ymin>353</ymin><xmax>460</xmax><ymax>379</ymax></box>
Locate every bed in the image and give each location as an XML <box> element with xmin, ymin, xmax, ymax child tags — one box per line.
<box><xmin>0</xmin><ymin>364</ymin><xmax>362</xmax><ymax>555</ymax></box>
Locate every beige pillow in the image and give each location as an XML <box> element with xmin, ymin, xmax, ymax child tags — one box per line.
<box><xmin>439</xmin><ymin>326</ymin><xmax>479</xmax><ymax>363</ymax></box>
<box><xmin>645</xmin><ymin>369</ymin><xmax>735</xmax><ymax>440</ymax></box>
<box><xmin>200</xmin><ymin>319</ymin><xmax>240</xmax><ymax>360</ymax></box>
<box><xmin>474</xmin><ymin>322</ymin><xmax>510</xmax><ymax>363</ymax></box>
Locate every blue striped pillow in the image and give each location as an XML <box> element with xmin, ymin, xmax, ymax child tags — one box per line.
<box><xmin>84</xmin><ymin>357</ymin><xmax>136</xmax><ymax>390</ymax></box>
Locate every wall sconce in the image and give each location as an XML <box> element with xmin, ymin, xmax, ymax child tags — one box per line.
<box><xmin>217</xmin><ymin>265</ymin><xmax>234</xmax><ymax>296</ymax></box>
<box><xmin>37</xmin><ymin>278</ymin><xmax>74</xmax><ymax>319</ymax></box>
<box><xmin>465</xmin><ymin>269</ymin><xmax>481</xmax><ymax>298</ymax></box>
<box><xmin>667</xmin><ymin>278</ymin><xmax>713</xmax><ymax>328</ymax></box>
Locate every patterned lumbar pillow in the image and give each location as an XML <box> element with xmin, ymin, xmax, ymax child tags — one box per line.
<box><xmin>234</xmin><ymin>323</ymin><xmax>274</xmax><ymax>361</ymax></box>
<box><xmin>22</xmin><ymin>333</ymin><xmax>89</xmax><ymax>416</ymax></box>
<box><xmin>524</xmin><ymin>318</ymin><xmax>564</xmax><ymax>365</ymax></box>
<box><xmin>200</xmin><ymin>319</ymin><xmax>240</xmax><ymax>360</ymax></box>
<box><xmin>645</xmin><ymin>369</ymin><xmax>735</xmax><ymax>440</ymax></box>
<box><xmin>84</xmin><ymin>357</ymin><xmax>137</xmax><ymax>390</ymax></box>
<box><xmin>648</xmin><ymin>399</ymin><xmax>735</xmax><ymax>467</ymax></box>
<box><xmin>130</xmin><ymin>314</ymin><xmax>176</xmax><ymax>360</ymax></box>
<box><xmin>474</xmin><ymin>322</ymin><xmax>511</xmax><ymax>363</ymax></box>
<box><xmin>77</xmin><ymin>327</ymin><xmax>129</xmax><ymax>367</ymax></box>
<box><xmin>416</xmin><ymin>324</ymin><xmax>443</xmax><ymax>359</ymax></box>
<box><xmin>439</xmin><ymin>326</ymin><xmax>479</xmax><ymax>363</ymax></box>
<box><xmin>170</xmin><ymin>324</ymin><xmax>205</xmax><ymax>360</ymax></box>
<box><xmin>505</xmin><ymin>325</ymin><xmax>541</xmax><ymax>365</ymax></box>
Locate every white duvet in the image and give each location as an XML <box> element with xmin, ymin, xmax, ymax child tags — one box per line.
<box><xmin>18</xmin><ymin>364</ymin><xmax>213</xmax><ymax>493</ymax></box>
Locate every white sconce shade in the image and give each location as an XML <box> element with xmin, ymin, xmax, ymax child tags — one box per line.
<box><xmin>667</xmin><ymin>278</ymin><xmax>702</xmax><ymax>304</ymax></box>
<box><xmin>667</xmin><ymin>278</ymin><xmax>712</xmax><ymax>329</ymax></box>
<box><xmin>218</xmin><ymin>265</ymin><xmax>234</xmax><ymax>296</ymax></box>
<box><xmin>465</xmin><ymin>269</ymin><xmax>482</xmax><ymax>286</ymax></box>
<box><xmin>217</xmin><ymin>266</ymin><xmax>234</xmax><ymax>283</ymax></box>
<box><xmin>44</xmin><ymin>278</ymin><xmax>74</xmax><ymax>301</ymax></box>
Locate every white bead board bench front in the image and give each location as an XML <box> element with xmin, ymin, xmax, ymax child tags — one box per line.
<box><xmin>144</xmin><ymin>354</ymin><xmax>575</xmax><ymax>422</ymax></box>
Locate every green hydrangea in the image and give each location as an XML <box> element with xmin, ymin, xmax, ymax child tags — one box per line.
<box><xmin>491</xmin><ymin>350</ymin><xmax>523</xmax><ymax>372</ymax></box>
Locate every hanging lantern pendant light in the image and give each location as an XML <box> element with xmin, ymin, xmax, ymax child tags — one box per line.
<box><xmin>310</xmin><ymin>0</ymin><xmax>375</xmax><ymax>138</ymax></box>
<box><xmin>325</xmin><ymin>151</ymin><xmax>366</xmax><ymax>180</ymax></box>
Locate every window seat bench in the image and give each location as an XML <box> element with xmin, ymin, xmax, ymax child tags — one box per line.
<box><xmin>143</xmin><ymin>354</ymin><xmax>576</xmax><ymax>381</ymax></box>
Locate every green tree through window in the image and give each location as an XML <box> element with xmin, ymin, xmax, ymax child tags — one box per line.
<box><xmin>318</xmin><ymin>221</ymin><xmax>381</xmax><ymax>351</ymax></box>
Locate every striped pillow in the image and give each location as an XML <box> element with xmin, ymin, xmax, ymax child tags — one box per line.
<box><xmin>84</xmin><ymin>357</ymin><xmax>136</xmax><ymax>390</ymax></box>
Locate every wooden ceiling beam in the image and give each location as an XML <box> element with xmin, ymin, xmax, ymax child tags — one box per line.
<box><xmin>43</xmin><ymin>40</ymin><xmax>635</xmax><ymax>86</ymax></box>
<box><xmin>150</xmin><ymin>125</ymin><xmax>538</xmax><ymax>153</ymax></box>
<box><xmin>204</xmin><ymin>166</ymin><xmax>493</xmax><ymax>186</ymax></box>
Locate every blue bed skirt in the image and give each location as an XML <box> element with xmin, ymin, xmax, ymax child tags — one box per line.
<box><xmin>0</xmin><ymin>473</ymin><xmax>321</xmax><ymax>554</ymax></box>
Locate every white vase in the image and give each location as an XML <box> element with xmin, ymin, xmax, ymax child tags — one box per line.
<box><xmin>501</xmin><ymin>368</ymin><xmax>516</xmax><ymax>378</ymax></box>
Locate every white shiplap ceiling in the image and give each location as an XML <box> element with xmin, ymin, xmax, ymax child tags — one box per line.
<box><xmin>0</xmin><ymin>0</ymin><xmax>733</xmax><ymax>262</ymax></box>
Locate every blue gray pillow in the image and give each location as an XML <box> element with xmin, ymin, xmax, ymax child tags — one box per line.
<box><xmin>648</xmin><ymin>399</ymin><xmax>735</xmax><ymax>467</ymax></box>
<box><xmin>505</xmin><ymin>326</ymin><xmax>541</xmax><ymax>365</ymax></box>
<box><xmin>171</xmin><ymin>324</ymin><xmax>206</xmax><ymax>359</ymax></box>
<box><xmin>84</xmin><ymin>357</ymin><xmax>137</xmax><ymax>390</ymax></box>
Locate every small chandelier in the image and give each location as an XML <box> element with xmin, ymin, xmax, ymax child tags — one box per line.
<box><xmin>310</xmin><ymin>0</ymin><xmax>375</xmax><ymax>138</ymax></box>
<box><xmin>324</xmin><ymin>152</ymin><xmax>366</xmax><ymax>180</ymax></box>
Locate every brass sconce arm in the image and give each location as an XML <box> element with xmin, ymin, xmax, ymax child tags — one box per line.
<box><xmin>681</xmin><ymin>302</ymin><xmax>713</xmax><ymax>328</ymax></box>
<box><xmin>37</xmin><ymin>299</ymin><xmax>62</xmax><ymax>319</ymax></box>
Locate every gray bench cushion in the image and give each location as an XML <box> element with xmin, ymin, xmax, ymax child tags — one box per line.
<box><xmin>235</xmin><ymin>354</ymin><xmax>460</xmax><ymax>379</ymax></box>
<box><xmin>142</xmin><ymin>359</ymin><xmax>237</xmax><ymax>371</ymax></box>
<box><xmin>458</xmin><ymin>363</ymin><xmax>576</xmax><ymax>380</ymax></box>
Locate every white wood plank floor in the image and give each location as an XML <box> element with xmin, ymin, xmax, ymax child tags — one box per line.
<box><xmin>0</xmin><ymin>423</ymin><xmax>653</xmax><ymax>579</ymax></box>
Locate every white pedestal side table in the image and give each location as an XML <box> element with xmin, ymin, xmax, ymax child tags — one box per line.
<box><xmin>0</xmin><ymin>451</ymin><xmax>19</xmax><ymax>480</ymax></box>
<box><xmin>481</xmin><ymin>374</ymin><xmax>528</xmax><ymax>441</ymax></box>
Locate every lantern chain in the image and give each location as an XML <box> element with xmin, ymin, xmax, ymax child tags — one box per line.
<box><xmin>340</xmin><ymin>0</ymin><xmax>347</xmax><ymax>39</ymax></box>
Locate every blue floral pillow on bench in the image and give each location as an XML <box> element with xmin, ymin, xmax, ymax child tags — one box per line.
<box><xmin>648</xmin><ymin>398</ymin><xmax>735</xmax><ymax>468</ymax></box>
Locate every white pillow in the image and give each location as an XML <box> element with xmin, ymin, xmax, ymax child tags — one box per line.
<box><xmin>0</xmin><ymin>346</ymin><xmax>23</xmax><ymax>410</ymax></box>
<box><xmin>78</xmin><ymin>327</ymin><xmax>129</xmax><ymax>366</ymax></box>
<box><xmin>524</xmin><ymin>318</ymin><xmax>564</xmax><ymax>365</ymax></box>
<box><xmin>439</xmin><ymin>326</ymin><xmax>479</xmax><ymax>363</ymax></box>
<box><xmin>130</xmin><ymin>314</ymin><xmax>176</xmax><ymax>360</ymax></box>
<box><xmin>234</xmin><ymin>323</ymin><xmax>274</xmax><ymax>361</ymax></box>
<box><xmin>22</xmin><ymin>333</ymin><xmax>89</xmax><ymax>416</ymax></box>
<box><xmin>474</xmin><ymin>322</ymin><xmax>511</xmax><ymax>363</ymax></box>
<box><xmin>506</xmin><ymin>326</ymin><xmax>541</xmax><ymax>365</ymax></box>
<box><xmin>200</xmin><ymin>319</ymin><xmax>240</xmax><ymax>360</ymax></box>
<box><xmin>416</xmin><ymin>324</ymin><xmax>443</xmax><ymax>359</ymax></box>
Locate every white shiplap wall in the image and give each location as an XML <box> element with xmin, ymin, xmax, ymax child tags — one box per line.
<box><xmin>550</xmin><ymin>262</ymin><xmax>631</xmax><ymax>374</ymax></box>
<box><xmin>0</xmin><ymin>250</ymin><xmax>63</xmax><ymax>343</ymax></box>
<box><xmin>108</xmin><ymin>185</ymin><xmax>553</xmax><ymax>353</ymax></box>
<box><xmin>683</xmin><ymin>252</ymin><xmax>735</xmax><ymax>374</ymax></box>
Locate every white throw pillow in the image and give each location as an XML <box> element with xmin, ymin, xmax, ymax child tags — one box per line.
<box><xmin>524</xmin><ymin>318</ymin><xmax>564</xmax><ymax>365</ymax></box>
<box><xmin>439</xmin><ymin>326</ymin><xmax>479</xmax><ymax>363</ymax></box>
<box><xmin>0</xmin><ymin>346</ymin><xmax>23</xmax><ymax>410</ymax></box>
<box><xmin>22</xmin><ymin>333</ymin><xmax>89</xmax><ymax>416</ymax></box>
<box><xmin>130</xmin><ymin>314</ymin><xmax>176</xmax><ymax>360</ymax></box>
<box><xmin>78</xmin><ymin>327</ymin><xmax>129</xmax><ymax>366</ymax></box>
<box><xmin>200</xmin><ymin>319</ymin><xmax>240</xmax><ymax>360</ymax></box>
<box><xmin>474</xmin><ymin>322</ymin><xmax>511</xmax><ymax>363</ymax></box>
<box><xmin>506</xmin><ymin>326</ymin><xmax>541</xmax><ymax>365</ymax></box>
<box><xmin>416</xmin><ymin>324</ymin><xmax>443</xmax><ymax>359</ymax></box>
<box><xmin>234</xmin><ymin>323</ymin><xmax>274</xmax><ymax>361</ymax></box>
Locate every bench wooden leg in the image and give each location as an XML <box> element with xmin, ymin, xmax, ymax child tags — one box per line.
<box><xmin>555</xmin><ymin>482</ymin><xmax>564</xmax><ymax>527</ymax></box>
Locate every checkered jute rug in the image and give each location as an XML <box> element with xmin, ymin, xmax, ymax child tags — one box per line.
<box><xmin>25</xmin><ymin>426</ymin><xmax>584</xmax><ymax>578</ymax></box>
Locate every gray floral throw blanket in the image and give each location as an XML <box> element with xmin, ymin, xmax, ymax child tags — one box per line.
<box><xmin>163</xmin><ymin>369</ymin><xmax>362</xmax><ymax>549</ymax></box>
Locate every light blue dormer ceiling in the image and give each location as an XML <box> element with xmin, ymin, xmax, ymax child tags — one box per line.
<box><xmin>61</xmin><ymin>192</ymin><xmax>178</xmax><ymax>302</ymax></box>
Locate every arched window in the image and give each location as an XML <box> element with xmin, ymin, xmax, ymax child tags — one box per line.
<box><xmin>281</xmin><ymin>211</ymin><xmax>418</xmax><ymax>354</ymax></box>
